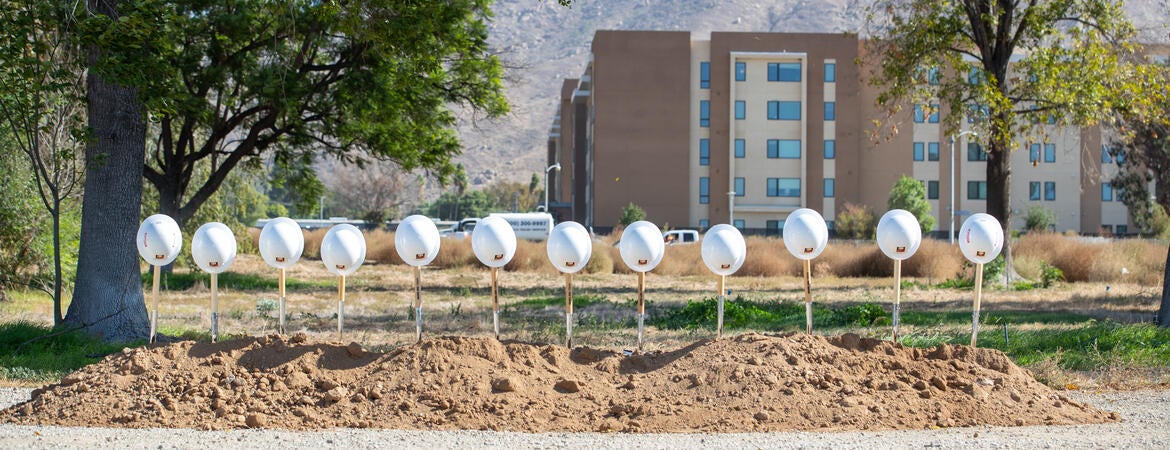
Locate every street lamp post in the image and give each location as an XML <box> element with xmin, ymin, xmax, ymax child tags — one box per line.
<box><xmin>727</xmin><ymin>191</ymin><xmax>736</xmax><ymax>225</ymax></box>
<box><xmin>950</xmin><ymin>130</ymin><xmax>978</xmax><ymax>244</ymax></box>
<box><xmin>544</xmin><ymin>163</ymin><xmax>561</xmax><ymax>214</ymax></box>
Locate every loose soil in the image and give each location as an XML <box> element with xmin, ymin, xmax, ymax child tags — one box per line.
<box><xmin>0</xmin><ymin>333</ymin><xmax>1115</xmax><ymax>432</ymax></box>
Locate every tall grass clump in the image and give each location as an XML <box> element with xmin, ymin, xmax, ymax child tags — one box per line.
<box><xmin>583</xmin><ymin>241</ymin><xmax>614</xmax><ymax>274</ymax></box>
<box><xmin>365</xmin><ymin>230</ymin><xmax>399</xmax><ymax>264</ymax></box>
<box><xmin>301</xmin><ymin>228</ymin><xmax>327</xmax><ymax>259</ymax></box>
<box><xmin>902</xmin><ymin>239</ymin><xmax>963</xmax><ymax>280</ymax></box>
<box><xmin>652</xmin><ymin>243</ymin><xmax>706</xmax><ymax>276</ymax></box>
<box><xmin>739</xmin><ymin>237</ymin><xmax>795</xmax><ymax>277</ymax></box>
<box><xmin>505</xmin><ymin>239</ymin><xmax>554</xmax><ymax>273</ymax></box>
<box><xmin>431</xmin><ymin>237</ymin><xmax>477</xmax><ymax>269</ymax></box>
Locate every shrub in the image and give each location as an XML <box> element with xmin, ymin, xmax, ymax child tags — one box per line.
<box><xmin>1145</xmin><ymin>204</ymin><xmax>1170</xmax><ymax>239</ymax></box>
<box><xmin>618</xmin><ymin>203</ymin><xmax>646</xmax><ymax>226</ymax></box>
<box><xmin>835</xmin><ymin>202</ymin><xmax>875</xmax><ymax>240</ymax></box>
<box><xmin>1040</xmin><ymin>262</ymin><xmax>1065</xmax><ymax>288</ymax></box>
<box><xmin>1024</xmin><ymin>206</ymin><xmax>1056</xmax><ymax>232</ymax></box>
<box><xmin>583</xmin><ymin>241</ymin><xmax>614</xmax><ymax>274</ymax></box>
<box><xmin>887</xmin><ymin>175</ymin><xmax>935</xmax><ymax>236</ymax></box>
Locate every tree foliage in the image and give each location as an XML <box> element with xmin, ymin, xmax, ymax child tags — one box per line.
<box><xmin>1024</xmin><ymin>205</ymin><xmax>1056</xmax><ymax>232</ymax></box>
<box><xmin>618</xmin><ymin>203</ymin><xmax>646</xmax><ymax>227</ymax></box>
<box><xmin>75</xmin><ymin>0</ymin><xmax>509</xmax><ymax>228</ymax></box>
<box><xmin>887</xmin><ymin>176</ymin><xmax>935</xmax><ymax>236</ymax></box>
<box><xmin>866</xmin><ymin>0</ymin><xmax>1154</xmax><ymax>281</ymax></box>
<box><xmin>835</xmin><ymin>202</ymin><xmax>876</xmax><ymax>240</ymax></box>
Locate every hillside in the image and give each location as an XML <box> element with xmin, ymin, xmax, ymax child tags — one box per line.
<box><xmin>443</xmin><ymin>0</ymin><xmax>1169</xmax><ymax>196</ymax></box>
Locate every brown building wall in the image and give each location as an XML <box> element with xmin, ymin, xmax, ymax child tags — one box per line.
<box><xmin>855</xmin><ymin>43</ymin><xmax>914</xmax><ymax>216</ymax></box>
<box><xmin>589</xmin><ymin>30</ymin><xmax>693</xmax><ymax>229</ymax></box>
<box><xmin>557</xmin><ymin>79</ymin><xmax>577</xmax><ymax>221</ymax></box>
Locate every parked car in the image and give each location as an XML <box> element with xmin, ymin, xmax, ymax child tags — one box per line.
<box><xmin>663</xmin><ymin>229</ymin><xmax>699</xmax><ymax>245</ymax></box>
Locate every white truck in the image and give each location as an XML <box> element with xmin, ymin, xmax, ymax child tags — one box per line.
<box><xmin>439</xmin><ymin>213</ymin><xmax>554</xmax><ymax>241</ymax></box>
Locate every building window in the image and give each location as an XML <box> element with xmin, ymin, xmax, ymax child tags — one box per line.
<box><xmin>733</xmin><ymin>219</ymin><xmax>746</xmax><ymax>230</ymax></box>
<box><xmin>734</xmin><ymin>177</ymin><xmax>745</xmax><ymax>197</ymax></box>
<box><xmin>767</xmin><ymin>101</ymin><xmax>800</xmax><ymax>120</ymax></box>
<box><xmin>913</xmin><ymin>104</ymin><xmax>925</xmax><ymax>123</ymax></box>
<box><xmin>928</xmin><ymin>103</ymin><xmax>940</xmax><ymax>123</ymax></box>
<box><xmin>700</xmin><ymin>100</ymin><xmax>710</xmax><ymax>127</ymax></box>
<box><xmin>735</xmin><ymin>62</ymin><xmax>747</xmax><ymax>81</ymax></box>
<box><xmin>824</xmin><ymin>140</ymin><xmax>835</xmax><ymax>159</ymax></box>
<box><xmin>735</xmin><ymin>139</ymin><xmax>745</xmax><ymax>158</ymax></box>
<box><xmin>699</xmin><ymin>219</ymin><xmax>710</xmax><ymax>229</ymax></box>
<box><xmin>967</xmin><ymin>181</ymin><xmax>987</xmax><ymax>200</ymax></box>
<box><xmin>767</xmin><ymin>178</ymin><xmax>801</xmax><ymax>197</ymax></box>
<box><xmin>1044</xmin><ymin>181</ymin><xmax>1056</xmax><ymax>201</ymax></box>
<box><xmin>967</xmin><ymin>143</ymin><xmax>987</xmax><ymax>161</ymax></box>
<box><xmin>766</xmin><ymin>220</ymin><xmax>782</xmax><ymax>236</ymax></box>
<box><xmin>699</xmin><ymin>139</ymin><xmax>709</xmax><ymax>166</ymax></box>
<box><xmin>699</xmin><ymin>177</ymin><xmax>709</xmax><ymax>204</ymax></box>
<box><xmin>913</xmin><ymin>142</ymin><xmax>925</xmax><ymax>161</ymax></box>
<box><xmin>735</xmin><ymin>100</ymin><xmax>746</xmax><ymax>120</ymax></box>
<box><xmin>1029</xmin><ymin>182</ymin><xmax>1041</xmax><ymax>201</ymax></box>
<box><xmin>927</xmin><ymin>67</ymin><xmax>940</xmax><ymax>85</ymax></box>
<box><xmin>927</xmin><ymin>142</ymin><xmax>940</xmax><ymax>161</ymax></box>
<box><xmin>1044</xmin><ymin>143</ymin><xmax>1056</xmax><ymax>163</ymax></box>
<box><xmin>824</xmin><ymin>102</ymin><xmax>836</xmax><ymax>121</ymax></box>
<box><xmin>824</xmin><ymin>178</ymin><xmax>835</xmax><ymax>198</ymax></box>
<box><xmin>927</xmin><ymin>180</ymin><xmax>939</xmax><ymax>200</ymax></box>
<box><xmin>700</xmin><ymin>62</ymin><xmax>710</xmax><ymax>89</ymax></box>
<box><xmin>825</xmin><ymin>63</ymin><xmax>836</xmax><ymax>82</ymax></box>
<box><xmin>1117</xmin><ymin>225</ymin><xmax>1128</xmax><ymax>235</ymax></box>
<box><xmin>1102</xmin><ymin>183</ymin><xmax>1114</xmax><ymax>202</ymax></box>
<box><xmin>1029</xmin><ymin>143</ymin><xmax>1041</xmax><ymax>163</ymax></box>
<box><xmin>1102</xmin><ymin>145</ymin><xmax>1112</xmax><ymax>164</ymax></box>
<box><xmin>767</xmin><ymin>139</ymin><xmax>801</xmax><ymax>159</ymax></box>
<box><xmin>1116</xmin><ymin>148</ymin><xmax>1125</xmax><ymax>163</ymax></box>
<box><xmin>767</xmin><ymin>62</ymin><xmax>801</xmax><ymax>82</ymax></box>
<box><xmin>969</xmin><ymin>68</ymin><xmax>985</xmax><ymax>85</ymax></box>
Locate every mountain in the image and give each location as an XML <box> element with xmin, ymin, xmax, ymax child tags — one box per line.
<box><xmin>445</xmin><ymin>0</ymin><xmax>1170</xmax><ymax>194</ymax></box>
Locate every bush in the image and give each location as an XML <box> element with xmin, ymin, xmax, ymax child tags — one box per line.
<box><xmin>618</xmin><ymin>203</ymin><xmax>646</xmax><ymax>226</ymax></box>
<box><xmin>1040</xmin><ymin>262</ymin><xmax>1065</xmax><ymax>288</ymax></box>
<box><xmin>888</xmin><ymin>175</ymin><xmax>935</xmax><ymax>236</ymax></box>
<box><xmin>835</xmin><ymin>202</ymin><xmax>876</xmax><ymax>240</ymax></box>
<box><xmin>583</xmin><ymin>241</ymin><xmax>614</xmax><ymax>274</ymax></box>
<box><xmin>1145</xmin><ymin>204</ymin><xmax>1170</xmax><ymax>239</ymax></box>
<box><xmin>1024</xmin><ymin>206</ymin><xmax>1056</xmax><ymax>232</ymax></box>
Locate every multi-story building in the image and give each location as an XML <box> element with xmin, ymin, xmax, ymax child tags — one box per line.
<box><xmin>547</xmin><ymin>30</ymin><xmax>1138</xmax><ymax>236</ymax></box>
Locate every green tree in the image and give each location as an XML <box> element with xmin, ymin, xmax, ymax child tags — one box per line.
<box><xmin>866</xmin><ymin>0</ymin><xmax>1153</xmax><ymax>282</ymax></box>
<box><xmin>1109</xmin><ymin>64</ymin><xmax>1170</xmax><ymax>327</ymax></box>
<box><xmin>887</xmin><ymin>176</ymin><xmax>935</xmax><ymax>236</ymax></box>
<box><xmin>425</xmin><ymin>190</ymin><xmax>496</xmax><ymax>220</ymax></box>
<box><xmin>835</xmin><ymin>202</ymin><xmax>876</xmax><ymax>240</ymax></box>
<box><xmin>76</xmin><ymin>0</ymin><xmax>508</xmax><ymax>229</ymax></box>
<box><xmin>1023</xmin><ymin>206</ymin><xmax>1056</xmax><ymax>232</ymax></box>
<box><xmin>618</xmin><ymin>203</ymin><xmax>646</xmax><ymax>227</ymax></box>
<box><xmin>64</xmin><ymin>0</ymin><xmax>152</xmax><ymax>341</ymax></box>
<box><xmin>485</xmin><ymin>179</ymin><xmax>540</xmax><ymax>213</ymax></box>
<box><xmin>0</xmin><ymin>0</ymin><xmax>87</xmax><ymax>324</ymax></box>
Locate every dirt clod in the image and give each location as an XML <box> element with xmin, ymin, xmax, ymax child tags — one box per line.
<box><xmin>0</xmin><ymin>333</ymin><xmax>1116</xmax><ymax>432</ymax></box>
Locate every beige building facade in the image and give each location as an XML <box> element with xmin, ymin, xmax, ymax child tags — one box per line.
<box><xmin>547</xmin><ymin>30</ymin><xmax>1135</xmax><ymax>235</ymax></box>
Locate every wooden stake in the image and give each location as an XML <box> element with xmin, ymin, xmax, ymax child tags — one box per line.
<box><xmin>338</xmin><ymin>275</ymin><xmax>346</xmax><ymax>339</ymax></box>
<box><xmin>211</xmin><ymin>272</ymin><xmax>219</xmax><ymax>343</ymax></box>
<box><xmin>972</xmin><ymin>263</ymin><xmax>984</xmax><ymax>347</ymax></box>
<box><xmin>565</xmin><ymin>273</ymin><xmax>573</xmax><ymax>348</ymax></box>
<box><xmin>892</xmin><ymin>259</ymin><xmax>901</xmax><ymax>343</ymax></box>
<box><xmin>804</xmin><ymin>259</ymin><xmax>813</xmax><ymax>335</ymax></box>
<box><xmin>278</xmin><ymin>268</ymin><xmax>286</xmax><ymax>334</ymax></box>
<box><xmin>717</xmin><ymin>275</ymin><xmax>726</xmax><ymax>339</ymax></box>
<box><xmin>491</xmin><ymin>267</ymin><xmax>500</xmax><ymax>339</ymax></box>
<box><xmin>637</xmin><ymin>271</ymin><xmax>646</xmax><ymax>351</ymax></box>
<box><xmin>150</xmin><ymin>265</ymin><xmax>160</xmax><ymax>344</ymax></box>
<box><xmin>414</xmin><ymin>266</ymin><xmax>423</xmax><ymax>343</ymax></box>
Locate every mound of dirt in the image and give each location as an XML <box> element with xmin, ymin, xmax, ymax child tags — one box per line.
<box><xmin>1</xmin><ymin>333</ymin><xmax>1116</xmax><ymax>432</ymax></box>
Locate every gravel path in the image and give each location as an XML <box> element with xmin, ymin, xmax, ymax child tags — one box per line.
<box><xmin>1</xmin><ymin>387</ymin><xmax>1167</xmax><ymax>449</ymax></box>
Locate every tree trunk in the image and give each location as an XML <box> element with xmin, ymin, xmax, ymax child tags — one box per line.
<box><xmin>52</xmin><ymin>200</ymin><xmax>63</xmax><ymax>326</ymax></box>
<box><xmin>1159</xmin><ymin>243</ymin><xmax>1169</xmax><ymax>327</ymax></box>
<box><xmin>65</xmin><ymin>0</ymin><xmax>149</xmax><ymax>341</ymax></box>
<box><xmin>985</xmin><ymin>134</ymin><xmax>1017</xmax><ymax>286</ymax></box>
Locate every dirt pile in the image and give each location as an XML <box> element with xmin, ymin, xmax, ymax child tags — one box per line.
<box><xmin>1</xmin><ymin>333</ymin><xmax>1116</xmax><ymax>432</ymax></box>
